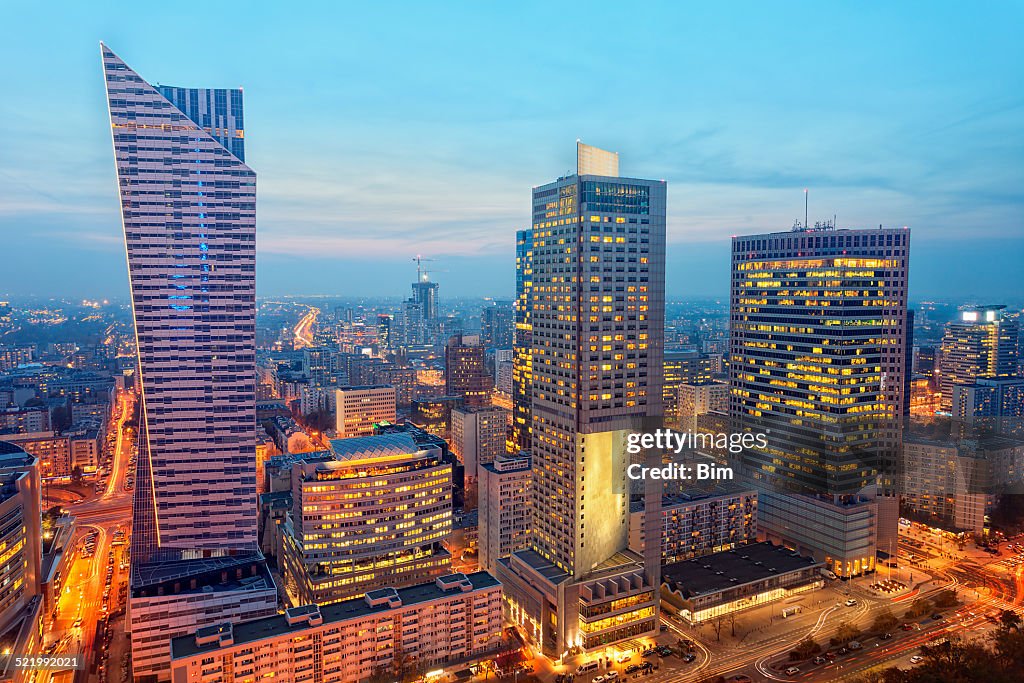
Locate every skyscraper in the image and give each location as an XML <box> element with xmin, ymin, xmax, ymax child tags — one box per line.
<box><xmin>496</xmin><ymin>142</ymin><xmax>665</xmax><ymax>656</ymax></box>
<box><xmin>480</xmin><ymin>301</ymin><xmax>514</xmax><ymax>349</ymax></box>
<box><xmin>939</xmin><ymin>305</ymin><xmax>1020</xmax><ymax>412</ymax></box>
<box><xmin>510</xmin><ymin>229</ymin><xmax>533</xmax><ymax>455</ymax></box>
<box><xmin>729</xmin><ymin>226</ymin><xmax>910</xmax><ymax>577</ymax></box>
<box><xmin>102</xmin><ymin>44</ymin><xmax>276</xmax><ymax>680</ymax></box>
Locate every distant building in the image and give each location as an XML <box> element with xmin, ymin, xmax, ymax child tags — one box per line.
<box><xmin>478</xmin><ymin>454</ymin><xmax>532</xmax><ymax>573</ymax></box>
<box><xmin>677</xmin><ymin>381</ymin><xmax>728</xmax><ymax>432</ymax></box>
<box><xmin>939</xmin><ymin>305</ymin><xmax>1019</xmax><ymax>412</ymax></box>
<box><xmin>170</xmin><ymin>573</ymin><xmax>503</xmax><ymax>683</ymax></box>
<box><xmin>445</xmin><ymin>334</ymin><xmax>492</xmax><ymax>408</ymax></box>
<box><xmin>902</xmin><ymin>430</ymin><xmax>1024</xmax><ymax>534</ymax></box>
<box><xmin>663</xmin><ymin>351</ymin><xmax>715</xmax><ymax>424</ymax></box>
<box><xmin>280</xmin><ymin>433</ymin><xmax>452</xmax><ymax>606</ymax></box>
<box><xmin>411</xmin><ymin>395</ymin><xmax>464</xmax><ymax>440</ymax></box>
<box><xmin>334</xmin><ymin>385</ymin><xmax>396</xmax><ymax>438</ymax></box>
<box><xmin>952</xmin><ymin>377</ymin><xmax>1024</xmax><ymax>435</ymax></box>
<box><xmin>629</xmin><ymin>488</ymin><xmax>757</xmax><ymax>563</ymax></box>
<box><xmin>481</xmin><ymin>302</ymin><xmax>514</xmax><ymax>350</ymax></box>
<box><xmin>451</xmin><ymin>406</ymin><xmax>509</xmax><ymax>478</ymax></box>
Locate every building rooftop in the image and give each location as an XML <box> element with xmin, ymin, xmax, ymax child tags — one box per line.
<box><xmin>170</xmin><ymin>571</ymin><xmax>500</xmax><ymax>660</ymax></box>
<box><xmin>662</xmin><ymin>542</ymin><xmax>821</xmax><ymax>598</ymax></box>
<box><xmin>327</xmin><ymin>432</ymin><xmax>420</xmax><ymax>460</ymax></box>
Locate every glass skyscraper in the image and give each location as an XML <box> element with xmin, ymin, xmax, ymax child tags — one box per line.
<box><xmin>729</xmin><ymin>226</ymin><xmax>910</xmax><ymax>577</ymax></box>
<box><xmin>102</xmin><ymin>44</ymin><xmax>275</xmax><ymax>681</ymax></box>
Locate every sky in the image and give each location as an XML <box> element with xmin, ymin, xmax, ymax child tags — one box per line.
<box><xmin>1</xmin><ymin>2</ymin><xmax>1022</xmax><ymax>302</ymax></box>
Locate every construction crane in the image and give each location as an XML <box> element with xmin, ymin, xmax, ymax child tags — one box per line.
<box><xmin>413</xmin><ymin>255</ymin><xmax>436</xmax><ymax>282</ymax></box>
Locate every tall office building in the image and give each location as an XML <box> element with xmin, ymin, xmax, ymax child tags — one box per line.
<box><xmin>481</xmin><ymin>302</ymin><xmax>514</xmax><ymax>349</ymax></box>
<box><xmin>663</xmin><ymin>350</ymin><xmax>715</xmax><ymax>425</ymax></box>
<box><xmin>729</xmin><ymin>226</ymin><xmax>910</xmax><ymax>577</ymax></box>
<box><xmin>939</xmin><ymin>305</ymin><xmax>1019</xmax><ymax>412</ymax></box>
<box><xmin>451</xmin><ymin>405</ymin><xmax>510</xmax><ymax>477</ymax></box>
<box><xmin>496</xmin><ymin>143</ymin><xmax>665</xmax><ymax>655</ymax></box>
<box><xmin>445</xmin><ymin>333</ymin><xmax>492</xmax><ymax>408</ymax></box>
<box><xmin>510</xmin><ymin>229</ymin><xmax>534</xmax><ymax>455</ymax></box>
<box><xmin>102</xmin><ymin>45</ymin><xmax>276</xmax><ymax>681</ymax></box>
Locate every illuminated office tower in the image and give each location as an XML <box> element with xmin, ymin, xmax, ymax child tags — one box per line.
<box><xmin>445</xmin><ymin>333</ymin><xmax>492</xmax><ymax>408</ymax></box>
<box><xmin>496</xmin><ymin>143</ymin><xmax>665</xmax><ymax>655</ymax></box>
<box><xmin>729</xmin><ymin>226</ymin><xmax>910</xmax><ymax>577</ymax></box>
<box><xmin>939</xmin><ymin>305</ymin><xmax>1019</xmax><ymax>412</ymax></box>
<box><xmin>102</xmin><ymin>45</ymin><xmax>276</xmax><ymax>681</ymax></box>
<box><xmin>510</xmin><ymin>229</ymin><xmax>533</xmax><ymax>454</ymax></box>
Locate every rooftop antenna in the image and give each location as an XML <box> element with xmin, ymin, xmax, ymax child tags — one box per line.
<box><xmin>804</xmin><ymin>189</ymin><xmax>809</xmax><ymax>231</ymax></box>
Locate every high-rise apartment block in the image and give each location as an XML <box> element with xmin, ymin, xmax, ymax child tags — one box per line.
<box><xmin>628</xmin><ymin>488</ymin><xmax>757</xmax><ymax>563</ymax></box>
<box><xmin>729</xmin><ymin>226</ymin><xmax>910</xmax><ymax>577</ymax></box>
<box><xmin>280</xmin><ymin>433</ymin><xmax>452</xmax><ymax>606</ymax></box>
<box><xmin>334</xmin><ymin>385</ymin><xmax>396</xmax><ymax>438</ymax></box>
<box><xmin>102</xmin><ymin>44</ymin><xmax>277</xmax><ymax>681</ymax></box>
<box><xmin>451</xmin><ymin>405</ymin><xmax>510</xmax><ymax>477</ymax></box>
<box><xmin>939</xmin><ymin>305</ymin><xmax>1020</xmax><ymax>412</ymax></box>
<box><xmin>478</xmin><ymin>453</ymin><xmax>532</xmax><ymax>572</ymax></box>
<box><xmin>0</xmin><ymin>443</ymin><xmax>42</xmax><ymax>663</ymax></box>
<box><xmin>496</xmin><ymin>143</ymin><xmax>665</xmax><ymax>655</ymax></box>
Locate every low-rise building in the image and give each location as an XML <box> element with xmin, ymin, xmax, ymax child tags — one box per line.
<box><xmin>170</xmin><ymin>572</ymin><xmax>503</xmax><ymax>683</ymax></box>
<box><xmin>335</xmin><ymin>385</ymin><xmax>396</xmax><ymax>438</ymax></box>
<box><xmin>661</xmin><ymin>542</ymin><xmax>823</xmax><ymax>624</ymax></box>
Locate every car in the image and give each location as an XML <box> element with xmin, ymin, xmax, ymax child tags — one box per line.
<box><xmin>909</xmin><ymin>655</ymin><xmax>924</xmax><ymax>664</ymax></box>
<box><xmin>658</xmin><ymin>647</ymin><xmax>673</xmax><ymax>656</ymax></box>
<box><xmin>845</xmin><ymin>599</ymin><xmax>858</xmax><ymax>606</ymax></box>
<box><xmin>838</xmin><ymin>647</ymin><xmax>850</xmax><ymax>655</ymax></box>
<box><xmin>605</xmin><ymin>672</ymin><xmax>618</xmax><ymax>681</ymax></box>
<box><xmin>659</xmin><ymin>624</ymin><xmax>668</xmax><ymax>632</ymax></box>
<box><xmin>813</xmin><ymin>656</ymin><xmax>827</xmax><ymax>665</ymax></box>
<box><xmin>682</xmin><ymin>653</ymin><xmax>697</xmax><ymax>663</ymax></box>
<box><xmin>642</xmin><ymin>649</ymin><xmax>659</xmax><ymax>659</ymax></box>
<box><xmin>593</xmin><ymin>676</ymin><xmax>605</xmax><ymax>683</ymax></box>
<box><xmin>640</xmin><ymin>662</ymin><xmax>654</xmax><ymax>672</ymax></box>
<box><xmin>615</xmin><ymin>652</ymin><xmax>631</xmax><ymax>663</ymax></box>
<box><xmin>881</xmin><ymin>632</ymin><xmax>893</xmax><ymax>640</ymax></box>
<box><xmin>785</xmin><ymin>667</ymin><xmax>801</xmax><ymax>675</ymax></box>
<box><xmin>624</xmin><ymin>665</ymin><xmax>640</xmax><ymax>675</ymax></box>
<box><xmin>902</xmin><ymin>623</ymin><xmax>916</xmax><ymax>631</ymax></box>
<box><xmin>931</xmin><ymin>613</ymin><xmax>943</xmax><ymax>620</ymax></box>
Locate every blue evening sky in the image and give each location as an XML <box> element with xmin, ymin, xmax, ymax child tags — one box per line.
<box><xmin>1</xmin><ymin>2</ymin><xmax>1022</xmax><ymax>301</ymax></box>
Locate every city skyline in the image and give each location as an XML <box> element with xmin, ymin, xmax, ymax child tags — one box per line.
<box><xmin>2</xmin><ymin>3</ymin><xmax>1023</xmax><ymax>300</ymax></box>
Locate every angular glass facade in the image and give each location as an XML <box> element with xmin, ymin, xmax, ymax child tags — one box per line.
<box><xmin>102</xmin><ymin>44</ymin><xmax>258</xmax><ymax>557</ymax></box>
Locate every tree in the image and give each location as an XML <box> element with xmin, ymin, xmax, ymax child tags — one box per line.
<box><xmin>71</xmin><ymin>465</ymin><xmax>83</xmax><ymax>486</ymax></box>
<box><xmin>932</xmin><ymin>589</ymin><xmax>958</xmax><ymax>609</ymax></box>
<box><xmin>872</xmin><ymin>609</ymin><xmax>899</xmax><ymax>634</ymax></box>
<box><xmin>710</xmin><ymin>615</ymin><xmax>725</xmax><ymax>642</ymax></box>
<box><xmin>904</xmin><ymin>598</ymin><xmax>933</xmax><ymax>620</ymax></box>
<box><xmin>999</xmin><ymin>609</ymin><xmax>1022</xmax><ymax>632</ymax></box>
<box><xmin>830</xmin><ymin>622</ymin><xmax>862</xmax><ymax>646</ymax></box>
<box><xmin>728</xmin><ymin>610</ymin><xmax>740</xmax><ymax>637</ymax></box>
<box><xmin>789</xmin><ymin>638</ymin><xmax>822</xmax><ymax>661</ymax></box>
